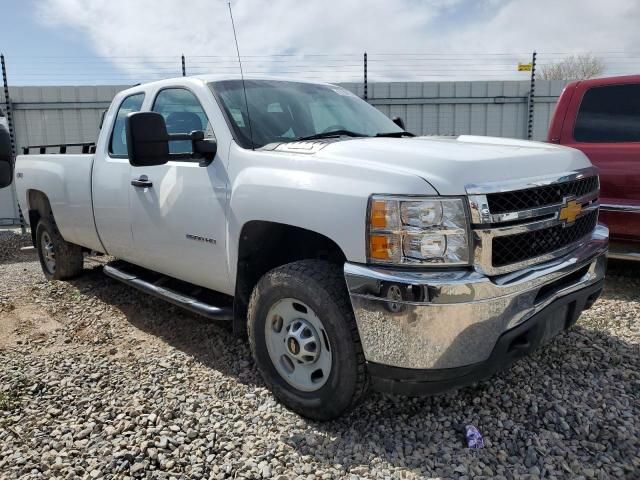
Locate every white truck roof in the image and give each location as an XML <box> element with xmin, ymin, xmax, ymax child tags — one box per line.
<box><xmin>118</xmin><ymin>74</ymin><xmax>336</xmax><ymax>96</ymax></box>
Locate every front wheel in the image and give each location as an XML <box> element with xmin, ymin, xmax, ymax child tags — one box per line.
<box><xmin>35</xmin><ymin>218</ymin><xmax>84</xmax><ymax>280</ymax></box>
<box><xmin>248</xmin><ymin>260</ymin><xmax>368</xmax><ymax>420</ymax></box>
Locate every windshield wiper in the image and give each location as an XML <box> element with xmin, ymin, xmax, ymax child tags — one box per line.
<box><xmin>296</xmin><ymin>129</ymin><xmax>369</xmax><ymax>141</ymax></box>
<box><xmin>375</xmin><ymin>131</ymin><xmax>415</xmax><ymax>138</ymax></box>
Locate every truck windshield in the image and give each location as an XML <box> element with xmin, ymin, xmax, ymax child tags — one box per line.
<box><xmin>209</xmin><ymin>80</ymin><xmax>404</xmax><ymax>149</ymax></box>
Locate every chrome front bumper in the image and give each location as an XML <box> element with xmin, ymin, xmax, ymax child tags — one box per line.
<box><xmin>344</xmin><ymin>224</ymin><xmax>608</xmax><ymax>371</ymax></box>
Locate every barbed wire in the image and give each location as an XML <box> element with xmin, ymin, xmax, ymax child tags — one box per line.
<box><xmin>2</xmin><ymin>52</ymin><xmax>638</xmax><ymax>85</ymax></box>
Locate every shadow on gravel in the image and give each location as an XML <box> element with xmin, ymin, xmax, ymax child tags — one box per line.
<box><xmin>0</xmin><ymin>230</ymin><xmax>34</xmax><ymax>266</ymax></box>
<box><xmin>67</xmin><ymin>265</ymin><xmax>259</xmax><ymax>385</ymax></box>
<box><xmin>64</xmin><ymin>260</ymin><xmax>638</xmax><ymax>475</ymax></box>
<box><xmin>284</xmin><ymin>323</ymin><xmax>638</xmax><ymax>474</ymax></box>
<box><xmin>602</xmin><ymin>258</ymin><xmax>640</xmax><ymax>301</ymax></box>
<box><xmin>606</xmin><ymin>258</ymin><xmax>640</xmax><ymax>276</ymax></box>
<box><xmin>0</xmin><ymin>252</ymin><xmax>39</xmax><ymax>266</ymax></box>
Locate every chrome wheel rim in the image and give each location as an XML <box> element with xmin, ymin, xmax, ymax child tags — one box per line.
<box><xmin>264</xmin><ymin>298</ymin><xmax>332</xmax><ymax>392</ymax></box>
<box><xmin>41</xmin><ymin>231</ymin><xmax>56</xmax><ymax>274</ymax></box>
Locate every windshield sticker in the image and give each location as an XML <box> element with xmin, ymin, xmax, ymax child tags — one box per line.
<box><xmin>267</xmin><ymin>102</ymin><xmax>284</xmax><ymax>112</ymax></box>
<box><xmin>230</xmin><ymin>108</ymin><xmax>245</xmax><ymax>127</ymax></box>
<box><xmin>331</xmin><ymin>87</ymin><xmax>357</xmax><ymax>97</ymax></box>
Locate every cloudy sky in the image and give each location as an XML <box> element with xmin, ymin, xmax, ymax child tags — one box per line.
<box><xmin>1</xmin><ymin>0</ymin><xmax>638</xmax><ymax>85</ymax></box>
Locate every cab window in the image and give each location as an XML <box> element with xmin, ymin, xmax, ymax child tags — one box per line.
<box><xmin>109</xmin><ymin>93</ymin><xmax>145</xmax><ymax>156</ymax></box>
<box><xmin>574</xmin><ymin>84</ymin><xmax>640</xmax><ymax>143</ymax></box>
<box><xmin>152</xmin><ymin>88</ymin><xmax>215</xmax><ymax>155</ymax></box>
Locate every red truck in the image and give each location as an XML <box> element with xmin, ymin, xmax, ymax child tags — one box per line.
<box><xmin>548</xmin><ymin>75</ymin><xmax>640</xmax><ymax>261</ymax></box>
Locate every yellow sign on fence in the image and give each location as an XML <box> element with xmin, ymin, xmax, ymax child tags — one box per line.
<box><xmin>518</xmin><ymin>63</ymin><xmax>533</xmax><ymax>72</ymax></box>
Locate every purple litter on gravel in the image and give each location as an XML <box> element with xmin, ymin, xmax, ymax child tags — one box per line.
<box><xmin>465</xmin><ymin>425</ymin><xmax>484</xmax><ymax>449</ymax></box>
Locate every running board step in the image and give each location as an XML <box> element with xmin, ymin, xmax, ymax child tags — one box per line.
<box><xmin>103</xmin><ymin>261</ymin><xmax>233</xmax><ymax>321</ymax></box>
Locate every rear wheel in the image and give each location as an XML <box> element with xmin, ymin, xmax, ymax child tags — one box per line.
<box><xmin>35</xmin><ymin>218</ymin><xmax>84</xmax><ymax>280</ymax></box>
<box><xmin>248</xmin><ymin>260</ymin><xmax>368</xmax><ymax>420</ymax></box>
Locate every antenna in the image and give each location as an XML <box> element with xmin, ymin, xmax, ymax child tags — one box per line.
<box><xmin>228</xmin><ymin>2</ymin><xmax>254</xmax><ymax>150</ymax></box>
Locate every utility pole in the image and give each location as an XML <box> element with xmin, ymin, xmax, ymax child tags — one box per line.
<box><xmin>181</xmin><ymin>54</ymin><xmax>186</xmax><ymax>77</ymax></box>
<box><xmin>526</xmin><ymin>51</ymin><xmax>537</xmax><ymax>140</ymax></box>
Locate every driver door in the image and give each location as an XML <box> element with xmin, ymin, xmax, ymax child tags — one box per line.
<box><xmin>128</xmin><ymin>87</ymin><xmax>231</xmax><ymax>293</ymax></box>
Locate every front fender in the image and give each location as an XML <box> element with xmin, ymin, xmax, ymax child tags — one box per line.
<box><xmin>225</xmin><ymin>147</ymin><xmax>435</xmax><ymax>284</ymax></box>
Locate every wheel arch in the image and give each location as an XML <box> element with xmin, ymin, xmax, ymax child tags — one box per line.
<box><xmin>26</xmin><ymin>189</ymin><xmax>53</xmax><ymax>247</ymax></box>
<box><xmin>232</xmin><ymin>220</ymin><xmax>347</xmax><ymax>336</ymax></box>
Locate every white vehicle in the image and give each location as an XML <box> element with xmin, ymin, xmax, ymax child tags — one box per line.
<box><xmin>0</xmin><ymin>76</ymin><xmax>608</xmax><ymax>420</ymax></box>
<box><xmin>0</xmin><ymin>108</ymin><xmax>7</xmax><ymax>130</ymax></box>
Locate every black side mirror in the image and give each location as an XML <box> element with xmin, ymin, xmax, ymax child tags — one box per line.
<box><xmin>125</xmin><ymin>112</ymin><xmax>170</xmax><ymax>167</ymax></box>
<box><xmin>0</xmin><ymin>124</ymin><xmax>13</xmax><ymax>188</ymax></box>
<box><xmin>126</xmin><ymin>111</ymin><xmax>217</xmax><ymax>167</ymax></box>
<box><xmin>191</xmin><ymin>131</ymin><xmax>217</xmax><ymax>166</ymax></box>
<box><xmin>392</xmin><ymin>116</ymin><xmax>406</xmax><ymax>130</ymax></box>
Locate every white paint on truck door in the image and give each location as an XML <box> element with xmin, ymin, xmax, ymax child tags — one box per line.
<box><xmin>92</xmin><ymin>92</ymin><xmax>145</xmax><ymax>258</ymax></box>
<box><xmin>128</xmin><ymin>87</ymin><xmax>232</xmax><ymax>294</ymax></box>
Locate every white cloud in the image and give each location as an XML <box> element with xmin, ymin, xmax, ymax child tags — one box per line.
<box><xmin>35</xmin><ymin>0</ymin><xmax>640</xmax><ymax>83</ymax></box>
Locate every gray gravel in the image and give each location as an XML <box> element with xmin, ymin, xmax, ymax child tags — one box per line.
<box><xmin>0</xmin><ymin>228</ymin><xmax>638</xmax><ymax>479</ymax></box>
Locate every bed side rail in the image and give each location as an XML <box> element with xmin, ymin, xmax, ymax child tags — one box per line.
<box><xmin>22</xmin><ymin>143</ymin><xmax>96</xmax><ymax>155</ymax></box>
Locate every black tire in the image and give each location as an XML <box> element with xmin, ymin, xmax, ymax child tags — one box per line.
<box><xmin>248</xmin><ymin>260</ymin><xmax>368</xmax><ymax>420</ymax></box>
<box><xmin>35</xmin><ymin>217</ymin><xmax>84</xmax><ymax>280</ymax></box>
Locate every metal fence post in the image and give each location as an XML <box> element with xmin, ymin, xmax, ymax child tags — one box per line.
<box><xmin>1</xmin><ymin>55</ymin><xmax>16</xmax><ymax>158</ymax></box>
<box><xmin>526</xmin><ymin>51</ymin><xmax>537</xmax><ymax>140</ymax></box>
<box><xmin>182</xmin><ymin>54</ymin><xmax>186</xmax><ymax>77</ymax></box>
<box><xmin>1</xmin><ymin>54</ymin><xmax>25</xmax><ymax>232</ymax></box>
<box><xmin>363</xmin><ymin>52</ymin><xmax>368</xmax><ymax>101</ymax></box>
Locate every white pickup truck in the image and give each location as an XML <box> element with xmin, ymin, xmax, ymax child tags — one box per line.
<box><xmin>0</xmin><ymin>76</ymin><xmax>608</xmax><ymax>420</ymax></box>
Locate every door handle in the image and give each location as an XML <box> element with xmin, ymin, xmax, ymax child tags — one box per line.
<box><xmin>131</xmin><ymin>175</ymin><xmax>153</xmax><ymax>188</ymax></box>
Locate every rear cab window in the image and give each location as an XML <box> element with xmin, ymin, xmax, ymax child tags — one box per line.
<box><xmin>109</xmin><ymin>93</ymin><xmax>145</xmax><ymax>157</ymax></box>
<box><xmin>574</xmin><ymin>84</ymin><xmax>640</xmax><ymax>143</ymax></box>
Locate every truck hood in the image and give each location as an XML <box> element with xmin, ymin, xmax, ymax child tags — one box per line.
<box><xmin>314</xmin><ymin>135</ymin><xmax>593</xmax><ymax>195</ymax></box>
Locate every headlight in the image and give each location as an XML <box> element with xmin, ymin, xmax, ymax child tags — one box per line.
<box><xmin>367</xmin><ymin>196</ymin><xmax>470</xmax><ymax>265</ymax></box>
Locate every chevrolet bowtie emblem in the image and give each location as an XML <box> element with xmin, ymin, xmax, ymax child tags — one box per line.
<box><xmin>559</xmin><ymin>199</ymin><xmax>582</xmax><ymax>224</ymax></box>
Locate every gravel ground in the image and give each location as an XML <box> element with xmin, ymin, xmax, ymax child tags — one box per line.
<box><xmin>0</xmin><ymin>229</ymin><xmax>638</xmax><ymax>479</ymax></box>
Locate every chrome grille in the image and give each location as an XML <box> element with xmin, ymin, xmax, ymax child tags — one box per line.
<box><xmin>487</xmin><ymin>176</ymin><xmax>599</xmax><ymax>214</ymax></box>
<box><xmin>492</xmin><ymin>209</ymin><xmax>599</xmax><ymax>267</ymax></box>
<box><xmin>467</xmin><ymin>167</ymin><xmax>600</xmax><ymax>275</ymax></box>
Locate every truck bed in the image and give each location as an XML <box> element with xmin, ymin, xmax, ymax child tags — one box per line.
<box><xmin>14</xmin><ymin>153</ymin><xmax>104</xmax><ymax>252</ymax></box>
